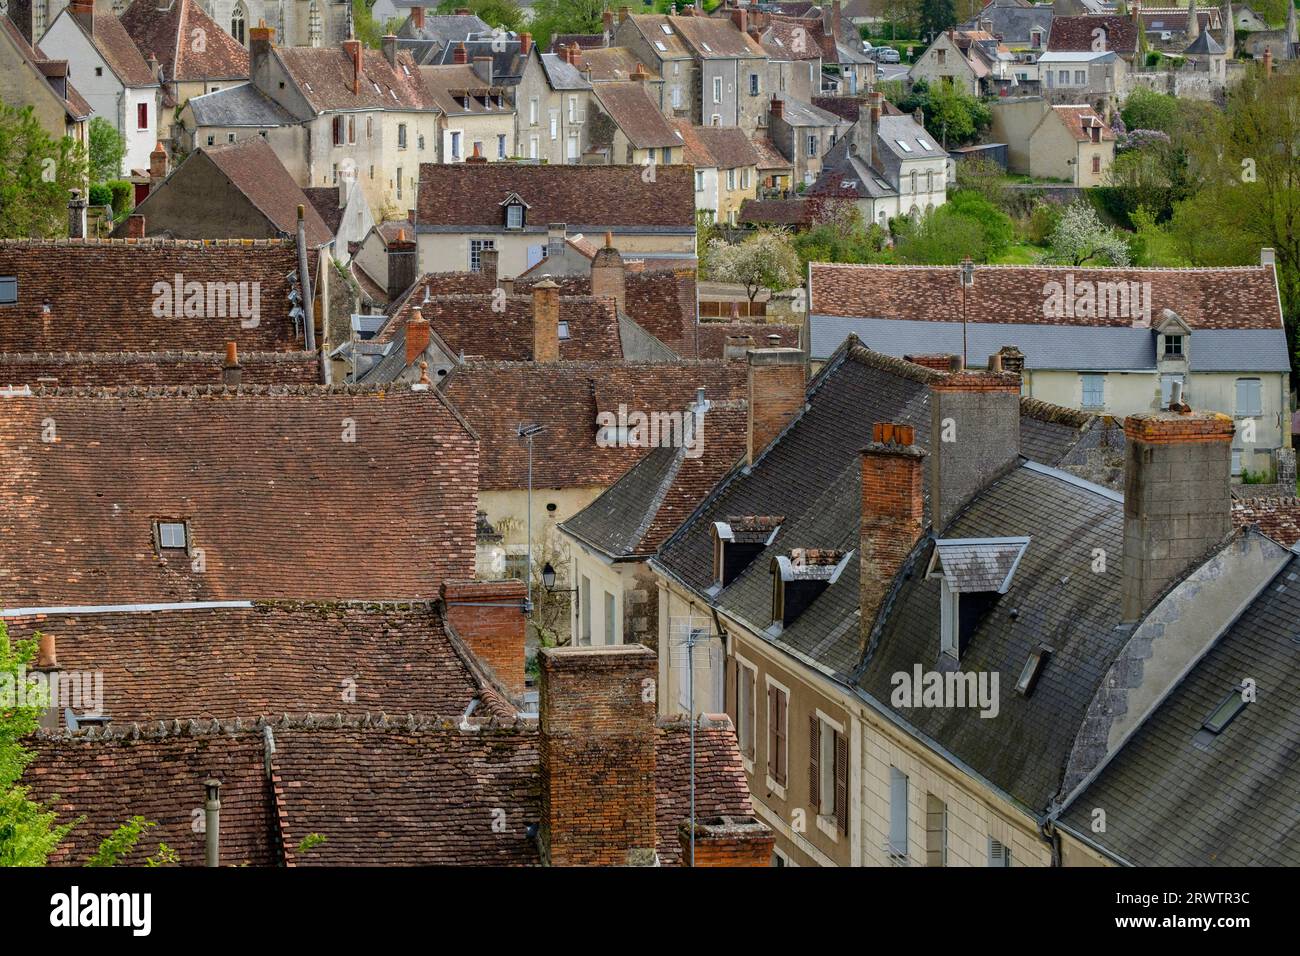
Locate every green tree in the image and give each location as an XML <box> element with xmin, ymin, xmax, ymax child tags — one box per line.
<box><xmin>354</xmin><ymin>0</ymin><xmax>401</xmax><ymax>47</ymax></box>
<box><xmin>528</xmin><ymin>0</ymin><xmax>604</xmax><ymax>50</ymax></box>
<box><xmin>0</xmin><ymin>100</ymin><xmax>88</xmax><ymax>239</ymax></box>
<box><xmin>918</xmin><ymin>0</ymin><xmax>957</xmax><ymax>41</ymax></box>
<box><xmin>924</xmin><ymin>80</ymin><xmax>991</xmax><ymax>147</ymax></box>
<box><xmin>1041</xmin><ymin>201</ymin><xmax>1132</xmax><ymax>266</ymax></box>
<box><xmin>435</xmin><ymin>0</ymin><xmax>524</xmax><ymax>30</ymax></box>
<box><xmin>88</xmin><ymin>117</ymin><xmax>125</xmax><ymax>182</ymax></box>
<box><xmin>895</xmin><ymin>207</ymin><xmax>988</xmax><ymax>263</ymax></box>
<box><xmin>707</xmin><ymin>229</ymin><xmax>802</xmax><ymax>303</ymax></box>
<box><xmin>1120</xmin><ymin>87</ymin><xmax>1180</xmax><ymax>136</ymax></box>
<box><xmin>945</xmin><ymin>191</ymin><xmax>1013</xmax><ymax>257</ymax></box>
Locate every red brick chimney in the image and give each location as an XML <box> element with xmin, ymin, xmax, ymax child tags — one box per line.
<box><xmin>411</xmin><ymin>5</ymin><xmax>424</xmax><ymax>30</ymax></box>
<box><xmin>69</xmin><ymin>0</ymin><xmax>94</xmax><ymax>35</ymax></box>
<box><xmin>747</xmin><ymin>347</ymin><xmax>805</xmax><ymax>465</ymax></box>
<box><xmin>126</xmin><ymin>213</ymin><xmax>146</xmax><ymax>238</ymax></box>
<box><xmin>929</xmin><ymin>369</ymin><xmax>1021</xmax><ymax>533</ymax></box>
<box><xmin>618</xmin><ymin>4</ymin><xmax>630</xmax><ymax>23</ymax></box>
<box><xmin>770</xmin><ymin>96</ymin><xmax>784</xmax><ymax>121</ymax></box>
<box><xmin>603</xmin><ymin>9</ymin><xmax>614</xmax><ymax>35</ymax></box>
<box><xmin>342</xmin><ymin>38</ymin><xmax>362</xmax><ymax>95</ymax></box>
<box><xmin>590</xmin><ymin>231</ymin><xmax>625</xmax><ymax>314</ymax></box>
<box><xmin>148</xmin><ymin>142</ymin><xmax>168</xmax><ymax>185</ymax></box>
<box><xmin>860</xmin><ymin>423</ymin><xmax>927</xmax><ymax>631</ymax></box>
<box><xmin>904</xmin><ymin>353</ymin><xmax>961</xmax><ymax>372</ymax></box>
<box><xmin>680</xmin><ymin>815</ymin><xmax>774</xmax><ymax>866</ymax></box>
<box><xmin>539</xmin><ymin>645</ymin><xmax>658</xmax><ymax>866</ymax></box>
<box><xmin>453</xmin><ymin>41</ymin><xmax>469</xmax><ymax>64</ymax></box>
<box><xmin>36</xmin><ymin>632</ymin><xmax>58</xmax><ymax>669</ymax></box>
<box><xmin>519</xmin><ymin>32</ymin><xmax>532</xmax><ymax>55</ymax></box>
<box><xmin>1121</xmin><ymin>408</ymin><xmax>1234</xmax><ymax>621</ymax></box>
<box><xmin>223</xmin><ymin>341</ymin><xmax>242</xmax><ymax>387</ymax></box>
<box><xmin>532</xmin><ymin>279</ymin><xmax>560</xmax><ymax>362</ymax></box>
<box><xmin>249</xmin><ymin>20</ymin><xmax>273</xmax><ymax>75</ymax></box>
<box><xmin>441</xmin><ymin>579</ymin><xmax>528</xmax><ymax>696</ymax></box>
<box><xmin>730</xmin><ymin>7</ymin><xmax>748</xmax><ymax>33</ymax></box>
<box><xmin>466</xmin><ymin>141</ymin><xmax>487</xmax><ymax>163</ymax></box>
<box><xmin>406</xmin><ymin>307</ymin><xmax>431</xmax><ymax>367</ymax></box>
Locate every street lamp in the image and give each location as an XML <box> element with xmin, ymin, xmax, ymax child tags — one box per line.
<box><xmin>541</xmin><ymin>562</ymin><xmax>578</xmax><ymax>594</ymax></box>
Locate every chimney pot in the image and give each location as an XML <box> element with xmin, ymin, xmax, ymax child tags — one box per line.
<box><xmin>223</xmin><ymin>341</ymin><xmax>242</xmax><ymax>386</ymax></box>
<box><xmin>37</xmin><ymin>632</ymin><xmax>58</xmax><ymax>668</ymax></box>
<box><xmin>406</xmin><ymin>308</ymin><xmax>431</xmax><ymax>367</ymax></box>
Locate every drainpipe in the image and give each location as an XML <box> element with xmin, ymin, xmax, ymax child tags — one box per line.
<box><xmin>203</xmin><ymin>779</ymin><xmax>222</xmax><ymax>867</ymax></box>
<box><xmin>297</xmin><ymin>205</ymin><xmax>317</xmax><ymax>355</ymax></box>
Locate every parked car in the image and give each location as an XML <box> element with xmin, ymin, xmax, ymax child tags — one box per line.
<box><xmin>874</xmin><ymin>47</ymin><xmax>901</xmax><ymax>63</ymax></box>
<box><xmin>861</xmin><ymin>39</ymin><xmax>873</xmax><ymax>53</ymax></box>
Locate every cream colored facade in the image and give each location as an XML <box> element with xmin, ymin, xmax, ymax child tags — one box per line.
<box><xmin>416</xmin><ymin>228</ymin><xmax>693</xmax><ymax>279</ymax></box>
<box><xmin>440</xmin><ymin>109</ymin><xmax>516</xmax><ymax>165</ymax></box>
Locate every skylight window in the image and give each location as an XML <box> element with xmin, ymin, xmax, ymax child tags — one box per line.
<box><xmin>917</xmin><ymin>137</ymin><xmax>933</xmax><ymax>150</ymax></box>
<box><xmin>1202</xmin><ymin>685</ymin><xmax>1250</xmax><ymax>735</ymax></box>
<box><xmin>655</xmin><ymin>40</ymin><xmax>667</xmax><ymax>52</ymax></box>
<box><xmin>661</xmin><ymin>23</ymin><xmax>673</xmax><ymax>35</ymax></box>
<box><xmin>1015</xmin><ymin>645</ymin><xmax>1051</xmax><ymax>697</ymax></box>
<box><xmin>157</xmin><ymin>520</ymin><xmax>187</xmax><ymax>552</ymax></box>
<box><xmin>896</xmin><ymin>139</ymin><xmax>913</xmax><ymax>152</ymax></box>
<box><xmin>701</xmin><ymin>42</ymin><xmax>712</xmax><ymax>52</ymax></box>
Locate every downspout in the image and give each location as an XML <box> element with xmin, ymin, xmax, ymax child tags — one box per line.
<box><xmin>296</xmin><ymin>204</ymin><xmax>318</xmax><ymax>361</ymax></box>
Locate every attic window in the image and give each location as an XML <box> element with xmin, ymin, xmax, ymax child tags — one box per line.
<box><xmin>506</xmin><ymin>203</ymin><xmax>524</xmax><ymax>229</ymax></box>
<box><xmin>896</xmin><ymin>139</ymin><xmax>913</xmax><ymax>152</ymax></box>
<box><xmin>713</xmin><ymin>516</ymin><xmax>784</xmax><ymax>589</ymax></box>
<box><xmin>917</xmin><ymin>137</ymin><xmax>933</xmax><ymax>150</ymax></box>
<box><xmin>1014</xmin><ymin>645</ymin><xmax>1052</xmax><ymax>697</ymax></box>
<box><xmin>1202</xmin><ymin>685</ymin><xmax>1250</xmax><ymax>735</ymax></box>
<box><xmin>0</xmin><ymin>276</ymin><xmax>16</xmax><ymax>304</ymax></box>
<box><xmin>770</xmin><ymin>549</ymin><xmax>851</xmax><ymax>628</ymax></box>
<box><xmin>927</xmin><ymin>537</ymin><xmax>1030</xmax><ymax>661</ymax></box>
<box><xmin>156</xmin><ymin>520</ymin><xmax>188</xmax><ymax>553</ymax></box>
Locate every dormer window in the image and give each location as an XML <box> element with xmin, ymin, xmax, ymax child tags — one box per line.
<box><xmin>926</xmin><ymin>537</ymin><xmax>1029</xmax><ymax>661</ymax></box>
<box><xmin>155</xmin><ymin>520</ymin><xmax>189</xmax><ymax>555</ymax></box>
<box><xmin>506</xmin><ymin>203</ymin><xmax>524</xmax><ymax>229</ymax></box>
<box><xmin>770</xmin><ymin>548</ymin><xmax>852</xmax><ymax>629</ymax></box>
<box><xmin>1164</xmin><ymin>334</ymin><xmax>1183</xmax><ymax>357</ymax></box>
<box><xmin>713</xmin><ymin>515</ymin><xmax>784</xmax><ymax>589</ymax></box>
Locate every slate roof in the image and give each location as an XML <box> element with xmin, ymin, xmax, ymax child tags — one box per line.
<box><xmin>930</xmin><ymin>537</ymin><xmax>1030</xmax><ymax>592</ymax></box>
<box><xmin>594</xmin><ymin>82</ymin><xmax>681</xmax><ymax>149</ymax></box>
<box><xmin>857</xmin><ymin>462</ymin><xmax>1129</xmax><ymax>813</ymax></box>
<box><xmin>0</xmin><ymin>16</ymin><xmax>91</xmax><ymax>120</ymax></box>
<box><xmin>185</xmin><ymin>82</ymin><xmax>299</xmax><ymax>127</ymax></box>
<box><xmin>561</xmin><ymin>399</ymin><xmax>749</xmax><ymax>559</ymax></box>
<box><xmin>414</xmin><ymin>163</ymin><xmax>695</xmax><ymax>233</ymax></box>
<box><xmin>959</xmin><ymin>1</ymin><xmax>1054</xmax><ymax>45</ymax></box>
<box><xmin>1057</xmin><ymin>553</ymin><xmax>1300</xmax><ymax>865</ymax></box>
<box><xmin>1184</xmin><ymin>29</ymin><xmax>1226</xmax><ymax>55</ymax></box>
<box><xmin>876</xmin><ymin>114</ymin><xmax>946</xmax><ymax>159</ymax></box>
<box><xmin>775</xmin><ymin>97</ymin><xmax>844</xmax><ymax>128</ymax></box>
<box><xmin>3</xmin><ymin>602</ymin><xmax>489</xmax><ymax>726</ymax></box>
<box><xmin>439</xmin><ymin>360</ymin><xmax>745</xmax><ymax>490</ymax></box>
<box><xmin>25</xmin><ymin>714</ymin><xmax>753</xmax><ymax>866</ymax></box>
<box><xmin>806</xmin><ymin>315</ymin><xmax>1292</xmax><ymax>373</ymax></box>
<box><xmin>539</xmin><ymin>52</ymin><xmax>593</xmax><ymax>90</ymax></box>
<box><xmin>809</xmin><ymin>263</ymin><xmax>1287</xmax><ymax>331</ymax></box>
<box><xmin>276</xmin><ymin>44</ymin><xmax>436</xmax><ymax>113</ymax></box>
<box><xmin>120</xmin><ymin>0</ymin><xmax>249</xmax><ymax>82</ymax></box>
<box><xmin>1047</xmin><ymin>14</ymin><xmax>1140</xmax><ymax>54</ymax></box>
<box><xmin>0</xmin><ymin>239</ymin><xmax>309</xmax><ymax>353</ymax></box>
<box><xmin>0</xmin><ymin>349</ymin><xmax>319</xmax><ymax>387</ymax></box>
<box><xmin>431</xmin><ymin>38</ymin><xmax>528</xmax><ymax>85</ymax></box>
<box><xmin>0</xmin><ymin>384</ymin><xmax>478</xmax><ymax>606</ymax></box>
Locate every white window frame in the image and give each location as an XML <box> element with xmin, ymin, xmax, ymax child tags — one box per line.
<box><xmin>814</xmin><ymin>708</ymin><xmax>844</xmax><ymax>842</ymax></box>
<box><xmin>468</xmin><ymin>238</ymin><xmax>494</xmax><ymax>272</ymax></box>
<box><xmin>713</xmin><ymin>76</ymin><xmax>723</xmax><ymax>103</ymax></box>
<box><xmin>888</xmin><ymin>766</ymin><xmax>909</xmax><ymax>861</ymax></box>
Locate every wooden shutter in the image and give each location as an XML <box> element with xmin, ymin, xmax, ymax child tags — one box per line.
<box><xmin>726</xmin><ymin>656</ymin><xmax>737</xmax><ymax>726</ymax></box>
<box><xmin>767</xmin><ymin>687</ymin><xmax>777</xmax><ymax>778</ymax></box>
<box><xmin>834</xmin><ymin>730</ymin><xmax>849</xmax><ymax>836</ymax></box>
<box><xmin>743</xmin><ymin>672</ymin><xmax>755</xmax><ymax>759</ymax></box>
<box><xmin>775</xmin><ymin>691</ymin><xmax>787</xmax><ymax>784</ymax></box>
<box><xmin>809</xmin><ymin>715</ymin><xmax>820</xmax><ymax>810</ymax></box>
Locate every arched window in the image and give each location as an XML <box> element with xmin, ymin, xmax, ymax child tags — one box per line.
<box><xmin>308</xmin><ymin>1</ymin><xmax>322</xmax><ymax>47</ymax></box>
<box><xmin>231</xmin><ymin>3</ymin><xmax>246</xmax><ymax>45</ymax></box>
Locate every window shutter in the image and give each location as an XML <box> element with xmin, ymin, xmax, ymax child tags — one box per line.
<box><xmin>776</xmin><ymin>691</ymin><xmax>787</xmax><ymax>784</ymax></box>
<box><xmin>834</xmin><ymin>731</ymin><xmax>849</xmax><ymax>836</ymax></box>
<box><xmin>727</xmin><ymin>656</ymin><xmax>738</xmax><ymax>727</ymax></box>
<box><xmin>809</xmin><ymin>715</ymin><xmax>820</xmax><ymax>810</ymax></box>
<box><xmin>767</xmin><ymin>687</ymin><xmax>777</xmax><ymax>778</ymax></box>
<box><xmin>744</xmin><ymin>673</ymin><xmax>755</xmax><ymax>759</ymax></box>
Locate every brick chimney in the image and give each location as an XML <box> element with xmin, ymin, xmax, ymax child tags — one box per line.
<box><xmin>929</xmin><ymin>370</ymin><xmax>1021</xmax><ymax>533</ymax></box>
<box><xmin>36</xmin><ymin>631</ymin><xmax>58</xmax><ymax>669</ymax></box>
<box><xmin>223</xmin><ymin>341</ymin><xmax>242</xmax><ymax>386</ymax></box>
<box><xmin>590</xmin><ymin>231</ymin><xmax>625</xmax><ymax>314</ymax></box>
<box><xmin>249</xmin><ymin>20</ymin><xmax>273</xmax><ymax>76</ymax></box>
<box><xmin>679</xmin><ymin>814</ymin><xmax>774</xmax><ymax>867</ymax></box>
<box><xmin>519</xmin><ymin>32</ymin><xmax>532</xmax><ymax>55</ymax></box>
<box><xmin>567</xmin><ymin>42</ymin><xmax>582</xmax><ymax>66</ymax></box>
<box><xmin>997</xmin><ymin>345</ymin><xmax>1025</xmax><ymax>376</ymax></box>
<box><xmin>69</xmin><ymin>0</ymin><xmax>94</xmax><ymax>35</ymax></box>
<box><xmin>747</xmin><ymin>347</ymin><xmax>805</xmax><ymax>465</ymax></box>
<box><xmin>1264</xmin><ymin>46</ymin><xmax>1273</xmax><ymax>76</ymax></box>
<box><xmin>386</xmin><ymin>227</ymin><xmax>418</xmax><ymax>301</ymax></box>
<box><xmin>410</xmin><ymin>5</ymin><xmax>424</xmax><ymax>30</ymax></box>
<box><xmin>603</xmin><ymin>8</ymin><xmax>614</xmax><ymax>36</ymax></box>
<box><xmin>538</xmin><ymin>645</ymin><xmax>657</xmax><ymax>866</ymax></box>
<box><xmin>343</xmin><ymin>38</ymin><xmax>363</xmax><ymax>95</ymax></box>
<box><xmin>382</xmin><ymin>34</ymin><xmax>398</xmax><ymax>68</ymax></box>
<box><xmin>126</xmin><ymin>213</ymin><xmax>146</xmax><ymax>238</ymax></box>
<box><xmin>453</xmin><ymin>41</ymin><xmax>469</xmax><ymax>64</ymax></box>
<box><xmin>472</xmin><ymin>54</ymin><xmax>493</xmax><ymax>85</ymax></box>
<box><xmin>149</xmin><ymin>142</ymin><xmax>168</xmax><ymax>184</ymax></box>
<box><xmin>861</xmin><ymin>422</ymin><xmax>927</xmax><ymax>630</ymax></box>
<box><xmin>532</xmin><ymin>279</ymin><xmax>560</xmax><ymax>362</ymax></box>
<box><xmin>770</xmin><ymin>96</ymin><xmax>784</xmax><ymax>120</ymax></box>
<box><xmin>480</xmin><ymin>247</ymin><xmax>499</xmax><ymax>284</ymax></box>
<box><xmin>441</xmin><ymin>579</ymin><xmax>528</xmax><ymax>696</ymax></box>
<box><xmin>1121</xmin><ymin>408</ymin><xmax>1234</xmax><ymax>622</ymax></box>
<box><xmin>904</xmin><ymin>353</ymin><xmax>960</xmax><ymax>372</ymax></box>
<box><xmin>406</xmin><ymin>307</ymin><xmax>431</xmax><ymax>367</ymax></box>
<box><xmin>730</xmin><ymin>7</ymin><xmax>748</xmax><ymax>33</ymax></box>
<box><xmin>618</xmin><ymin>4</ymin><xmax>630</xmax><ymax>23</ymax></box>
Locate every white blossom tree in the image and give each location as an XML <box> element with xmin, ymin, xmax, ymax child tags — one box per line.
<box><xmin>1042</xmin><ymin>202</ymin><xmax>1132</xmax><ymax>267</ymax></box>
<box><xmin>706</xmin><ymin>229</ymin><xmax>803</xmax><ymax>303</ymax></box>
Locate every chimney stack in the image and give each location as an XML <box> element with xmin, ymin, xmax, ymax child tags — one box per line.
<box><xmin>203</xmin><ymin>779</ymin><xmax>221</xmax><ymax>867</ymax></box>
<box><xmin>860</xmin><ymin>422</ymin><xmax>927</xmax><ymax>631</ymax></box>
<box><xmin>603</xmin><ymin>9</ymin><xmax>614</xmax><ymax>35</ymax></box>
<box><xmin>590</xmin><ymin>231</ymin><xmax>626</xmax><ymax>314</ymax></box>
<box><xmin>441</xmin><ymin>579</ymin><xmax>528</xmax><ymax>696</ymax></box>
<box><xmin>472</xmin><ymin>54</ymin><xmax>493</xmax><ymax>85</ymax></box>
<box><xmin>929</xmin><ymin>369</ymin><xmax>1021</xmax><ymax>533</ymax></box>
<box><xmin>386</xmin><ymin>227</ymin><xmax>418</xmax><ymax>301</ymax></box>
<box><xmin>343</xmin><ymin>38</ymin><xmax>363</xmax><ymax>95</ymax></box>
<box><xmin>747</xmin><ymin>348</ymin><xmax>806</xmax><ymax>465</ymax></box>
<box><xmin>619</xmin><ymin>4</ymin><xmax>630</xmax><ymax>23</ymax></box>
<box><xmin>223</xmin><ymin>341</ymin><xmax>242</xmax><ymax>386</ymax></box>
<box><xmin>532</xmin><ymin>279</ymin><xmax>560</xmax><ymax>362</ymax></box>
<box><xmin>539</xmin><ymin>645</ymin><xmax>657</xmax><ymax>866</ymax></box>
<box><xmin>411</xmin><ymin>5</ymin><xmax>424</xmax><ymax>30</ymax></box>
<box><xmin>1121</xmin><ymin>409</ymin><xmax>1234</xmax><ymax>622</ymax></box>
<box><xmin>1264</xmin><ymin>46</ymin><xmax>1273</xmax><ymax>75</ymax></box>
<box><xmin>770</xmin><ymin>96</ymin><xmax>785</xmax><ymax>121</ymax></box>
<box><xmin>249</xmin><ymin>20</ymin><xmax>273</xmax><ymax>76</ymax></box>
<box><xmin>149</xmin><ymin>142</ymin><xmax>168</xmax><ymax>185</ymax></box>
<box><xmin>730</xmin><ymin>7</ymin><xmax>748</xmax><ymax>33</ymax></box>
<box><xmin>69</xmin><ymin>0</ymin><xmax>94</xmax><ymax>35</ymax></box>
<box><xmin>67</xmin><ymin>189</ymin><xmax>87</xmax><ymax>239</ymax></box>
<box><xmin>382</xmin><ymin>33</ymin><xmax>398</xmax><ymax>68</ymax></box>
<box><xmin>126</xmin><ymin>213</ymin><xmax>146</xmax><ymax>238</ymax></box>
<box><xmin>406</xmin><ymin>307</ymin><xmax>431</xmax><ymax>367</ymax></box>
<box><xmin>36</xmin><ymin>632</ymin><xmax>58</xmax><ymax>669</ymax></box>
<box><xmin>520</xmin><ymin>32</ymin><xmax>532</xmax><ymax>55</ymax></box>
<box><xmin>996</xmin><ymin>345</ymin><xmax>1025</xmax><ymax>376</ymax></box>
<box><xmin>453</xmin><ymin>41</ymin><xmax>469</xmax><ymax>64</ymax></box>
<box><xmin>480</xmin><ymin>247</ymin><xmax>499</xmax><ymax>285</ymax></box>
<box><xmin>679</xmin><ymin>813</ymin><xmax>774</xmax><ymax>867</ymax></box>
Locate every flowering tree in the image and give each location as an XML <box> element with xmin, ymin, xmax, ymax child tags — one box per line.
<box><xmin>707</xmin><ymin>229</ymin><xmax>803</xmax><ymax>303</ymax></box>
<box><xmin>1041</xmin><ymin>202</ymin><xmax>1132</xmax><ymax>267</ymax></box>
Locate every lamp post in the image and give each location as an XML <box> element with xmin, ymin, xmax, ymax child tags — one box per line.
<box><xmin>517</xmin><ymin>423</ymin><xmax>545</xmax><ymax>613</ymax></box>
<box><xmin>959</xmin><ymin>257</ymin><xmax>975</xmax><ymax>368</ymax></box>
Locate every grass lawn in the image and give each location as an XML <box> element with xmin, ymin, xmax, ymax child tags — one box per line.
<box><xmin>992</xmin><ymin>242</ymin><xmax>1045</xmax><ymax>264</ymax></box>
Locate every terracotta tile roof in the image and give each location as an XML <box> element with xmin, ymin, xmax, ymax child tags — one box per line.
<box><xmin>593</xmin><ymin>81</ymin><xmax>681</xmax><ymax>149</ymax></box>
<box><xmin>4</xmin><ymin>602</ymin><xmax>486</xmax><ymax>726</ymax></box>
<box><xmin>0</xmin><ymin>17</ymin><xmax>91</xmax><ymax>120</ymax></box>
<box><xmin>418</xmin><ymin>63</ymin><xmax>510</xmax><ymax>114</ymax></box>
<box><xmin>1047</xmin><ymin>14</ymin><xmax>1140</xmax><ymax>54</ymax></box>
<box><xmin>517</xmin><ymin>269</ymin><xmax>699</xmax><ymax>358</ymax></box>
<box><xmin>809</xmin><ymin>263</ymin><xmax>1286</xmax><ymax>330</ymax></box>
<box><xmin>82</xmin><ymin>13</ymin><xmax>159</xmax><ymax>87</ymax></box>
<box><xmin>579</xmin><ymin>46</ymin><xmax>661</xmax><ymax>81</ymax></box>
<box><xmin>415</xmin><ymin>163</ymin><xmax>695</xmax><ymax>231</ymax></box>
<box><xmin>1050</xmin><ymin>104</ymin><xmax>1116</xmax><ymax>142</ymax></box>
<box><xmin>669</xmin><ymin>13</ymin><xmax>766</xmax><ymax>58</ymax></box>
<box><xmin>379</xmin><ymin>271</ymin><xmax>498</xmax><ymax>341</ymax></box>
<box><xmin>697</xmin><ymin>321</ymin><xmax>801</xmax><ymax>357</ymax></box>
<box><xmin>302</xmin><ymin>187</ymin><xmax>344</xmax><ymax>237</ymax></box>
<box><xmin>277</xmin><ymin>44</ymin><xmax>435</xmax><ymax>113</ymax></box>
<box><xmin>0</xmin><ymin>384</ymin><xmax>478</xmax><ymax>606</ymax></box>
<box><xmin>196</xmin><ymin>139</ymin><xmax>333</xmax><ymax>247</ymax></box>
<box><xmin>440</xmin><ymin>360</ymin><xmax>745</xmax><ymax>490</ymax></box>
<box><xmin>760</xmin><ymin>17</ymin><xmax>826</xmax><ymax>60</ymax></box>
<box><xmin>0</xmin><ymin>349</ymin><xmax>319</xmax><ymax>386</ymax></box>
<box><xmin>751</xmin><ymin>134</ymin><xmax>793</xmax><ymax>170</ymax></box>
<box><xmin>120</xmin><ymin>0</ymin><xmax>249</xmax><ymax>82</ymax></box>
<box><xmin>25</xmin><ymin>715</ymin><xmax>753</xmax><ymax>866</ymax></box>
<box><xmin>418</xmin><ymin>293</ymin><xmax>624</xmax><ymax>362</ymax></box>
<box><xmin>624</xmin><ymin>14</ymin><xmax>693</xmax><ymax>58</ymax></box>
<box><xmin>1233</xmin><ymin>497</ymin><xmax>1300</xmax><ymax>548</ymax></box>
<box><xmin>0</xmin><ymin>238</ymin><xmax>312</xmax><ymax>352</ymax></box>
<box><xmin>671</xmin><ymin>120</ymin><xmax>760</xmax><ymax>169</ymax></box>
<box><xmin>548</xmin><ymin>33</ymin><xmax>605</xmax><ymax>53</ymax></box>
